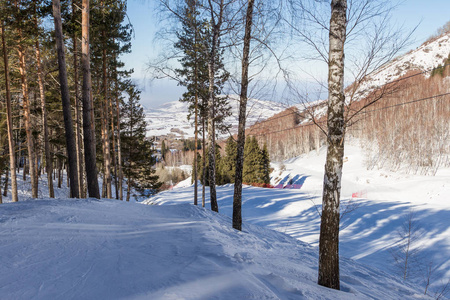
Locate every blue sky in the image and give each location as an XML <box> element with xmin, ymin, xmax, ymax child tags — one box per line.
<box><xmin>121</xmin><ymin>0</ymin><xmax>450</xmax><ymax>108</ymax></box>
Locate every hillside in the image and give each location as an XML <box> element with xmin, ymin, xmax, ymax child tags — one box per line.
<box><xmin>0</xmin><ymin>196</ymin><xmax>428</xmax><ymax>299</ymax></box>
<box><xmin>245</xmin><ymin>33</ymin><xmax>450</xmax><ymax>167</ymax></box>
<box><xmin>146</xmin><ymin>141</ymin><xmax>450</xmax><ymax>298</ymax></box>
<box><xmin>144</xmin><ymin>95</ymin><xmax>286</xmax><ymax>139</ymax></box>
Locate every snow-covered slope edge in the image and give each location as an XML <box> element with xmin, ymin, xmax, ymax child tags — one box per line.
<box><xmin>0</xmin><ymin>198</ymin><xmax>426</xmax><ymax>299</ymax></box>
<box><xmin>146</xmin><ymin>141</ymin><xmax>450</xmax><ymax>297</ymax></box>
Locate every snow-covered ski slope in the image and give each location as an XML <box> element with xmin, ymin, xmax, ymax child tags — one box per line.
<box><xmin>146</xmin><ymin>142</ymin><xmax>450</xmax><ymax>298</ymax></box>
<box><xmin>0</xmin><ymin>198</ymin><xmax>427</xmax><ymax>299</ymax></box>
<box><xmin>0</xmin><ymin>142</ymin><xmax>447</xmax><ymax>299</ymax></box>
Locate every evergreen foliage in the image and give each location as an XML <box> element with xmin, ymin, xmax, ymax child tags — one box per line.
<box><xmin>219</xmin><ymin>136</ymin><xmax>237</xmax><ymax>184</ymax></box>
<box><xmin>195</xmin><ymin>136</ymin><xmax>270</xmax><ymax>186</ymax></box>
<box><xmin>120</xmin><ymin>83</ymin><xmax>160</xmax><ymax>197</ymax></box>
<box><xmin>174</xmin><ymin>0</ymin><xmax>231</xmax><ymax>134</ymax></box>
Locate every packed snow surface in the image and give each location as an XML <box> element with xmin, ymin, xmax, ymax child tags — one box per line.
<box><xmin>0</xmin><ymin>143</ymin><xmax>447</xmax><ymax>299</ymax></box>
<box><xmin>146</xmin><ymin>143</ymin><xmax>450</xmax><ymax>298</ymax></box>
<box><xmin>0</xmin><ymin>198</ymin><xmax>426</xmax><ymax>300</ymax></box>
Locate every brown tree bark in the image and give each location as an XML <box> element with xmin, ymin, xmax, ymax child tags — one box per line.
<box><xmin>109</xmin><ymin>87</ymin><xmax>119</xmax><ymax>200</ymax></box>
<box><xmin>72</xmin><ymin>0</ymin><xmax>85</xmax><ymax>198</ymax></box>
<box><xmin>52</xmin><ymin>0</ymin><xmax>80</xmax><ymax>198</ymax></box>
<box><xmin>113</xmin><ymin>53</ymin><xmax>123</xmax><ymax>200</ymax></box>
<box><xmin>318</xmin><ymin>0</ymin><xmax>347</xmax><ymax>290</ymax></box>
<box><xmin>233</xmin><ymin>0</ymin><xmax>254</xmax><ymax>231</ymax></box>
<box><xmin>17</xmin><ymin>29</ymin><xmax>38</xmax><ymax>198</ymax></box>
<box><xmin>3</xmin><ymin>166</ymin><xmax>8</xmax><ymax>197</ymax></box>
<box><xmin>202</xmin><ymin>119</ymin><xmax>206</xmax><ymax>208</ymax></box>
<box><xmin>34</xmin><ymin>9</ymin><xmax>54</xmax><ymax>198</ymax></box>
<box><xmin>1</xmin><ymin>21</ymin><xmax>18</xmax><ymax>202</ymax></box>
<box><xmin>81</xmin><ymin>0</ymin><xmax>100</xmax><ymax>198</ymax></box>
<box><xmin>101</xmin><ymin>45</ymin><xmax>112</xmax><ymax>199</ymax></box>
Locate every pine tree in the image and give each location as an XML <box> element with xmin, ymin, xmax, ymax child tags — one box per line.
<box><xmin>121</xmin><ymin>82</ymin><xmax>160</xmax><ymax>201</ymax></box>
<box><xmin>219</xmin><ymin>136</ymin><xmax>237</xmax><ymax>184</ymax></box>
<box><xmin>52</xmin><ymin>0</ymin><xmax>79</xmax><ymax>198</ymax></box>
<box><xmin>261</xmin><ymin>143</ymin><xmax>270</xmax><ymax>184</ymax></box>
<box><xmin>0</xmin><ymin>17</ymin><xmax>18</xmax><ymax>202</ymax></box>
<box><xmin>196</xmin><ymin>143</ymin><xmax>222</xmax><ymax>187</ymax></box>
<box><xmin>81</xmin><ymin>0</ymin><xmax>100</xmax><ymax>198</ymax></box>
<box><xmin>243</xmin><ymin>136</ymin><xmax>260</xmax><ymax>184</ymax></box>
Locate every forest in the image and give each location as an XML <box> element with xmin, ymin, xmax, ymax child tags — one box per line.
<box><xmin>1</xmin><ymin>0</ymin><xmax>449</xmax><ymax>293</ymax></box>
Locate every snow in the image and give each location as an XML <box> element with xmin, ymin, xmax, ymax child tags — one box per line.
<box><xmin>144</xmin><ymin>95</ymin><xmax>287</xmax><ymax>138</ymax></box>
<box><xmin>0</xmin><ymin>143</ymin><xmax>447</xmax><ymax>299</ymax></box>
<box><xmin>0</xmin><ymin>198</ymin><xmax>426</xmax><ymax>299</ymax></box>
<box><xmin>145</xmin><ymin>141</ymin><xmax>450</xmax><ymax>298</ymax></box>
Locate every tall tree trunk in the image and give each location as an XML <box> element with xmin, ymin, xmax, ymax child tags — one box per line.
<box><xmin>110</xmin><ymin>90</ymin><xmax>119</xmax><ymax>199</ymax></box>
<box><xmin>17</xmin><ymin>29</ymin><xmax>38</xmax><ymax>198</ymax></box>
<box><xmin>3</xmin><ymin>167</ymin><xmax>8</xmax><ymax>197</ymax></box>
<box><xmin>53</xmin><ymin>0</ymin><xmax>79</xmax><ymax>198</ymax></box>
<box><xmin>126</xmin><ymin>177</ymin><xmax>131</xmax><ymax>202</ymax></box>
<box><xmin>58</xmin><ymin>156</ymin><xmax>62</xmax><ymax>188</ymax></box>
<box><xmin>101</xmin><ymin>45</ymin><xmax>112</xmax><ymax>199</ymax></box>
<box><xmin>193</xmin><ymin>95</ymin><xmax>198</xmax><ymax>206</ymax></box>
<box><xmin>114</xmin><ymin>53</ymin><xmax>123</xmax><ymax>200</ymax></box>
<box><xmin>73</xmin><ymin>0</ymin><xmax>85</xmax><ymax>198</ymax></box>
<box><xmin>81</xmin><ymin>0</ymin><xmax>100</xmax><ymax>198</ymax></box>
<box><xmin>202</xmin><ymin>118</ymin><xmax>206</xmax><ymax>208</ymax></box>
<box><xmin>34</xmin><ymin>11</ymin><xmax>54</xmax><ymax>198</ymax></box>
<box><xmin>318</xmin><ymin>0</ymin><xmax>347</xmax><ymax>290</ymax></box>
<box><xmin>233</xmin><ymin>0</ymin><xmax>254</xmax><ymax>231</ymax></box>
<box><xmin>207</xmin><ymin>27</ymin><xmax>219</xmax><ymax>213</ymax></box>
<box><xmin>1</xmin><ymin>21</ymin><xmax>18</xmax><ymax>202</ymax></box>
<box><xmin>193</xmin><ymin>0</ymin><xmax>198</xmax><ymax>206</ymax></box>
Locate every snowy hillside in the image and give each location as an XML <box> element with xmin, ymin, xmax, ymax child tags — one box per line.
<box><xmin>0</xmin><ymin>198</ymin><xmax>427</xmax><ymax>299</ymax></box>
<box><xmin>144</xmin><ymin>95</ymin><xmax>286</xmax><ymax>138</ymax></box>
<box><xmin>366</xmin><ymin>34</ymin><xmax>450</xmax><ymax>87</ymax></box>
<box><xmin>146</xmin><ymin>141</ymin><xmax>450</xmax><ymax>298</ymax></box>
<box><xmin>290</xmin><ymin>33</ymin><xmax>450</xmax><ymax>120</ymax></box>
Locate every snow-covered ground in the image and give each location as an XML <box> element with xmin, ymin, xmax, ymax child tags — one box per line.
<box><xmin>144</xmin><ymin>95</ymin><xmax>287</xmax><ymax>138</ymax></box>
<box><xmin>0</xmin><ymin>142</ymin><xmax>448</xmax><ymax>299</ymax></box>
<box><xmin>146</xmin><ymin>142</ymin><xmax>450</xmax><ymax>298</ymax></box>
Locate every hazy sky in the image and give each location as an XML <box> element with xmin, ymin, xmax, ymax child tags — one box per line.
<box><xmin>121</xmin><ymin>0</ymin><xmax>450</xmax><ymax>109</ymax></box>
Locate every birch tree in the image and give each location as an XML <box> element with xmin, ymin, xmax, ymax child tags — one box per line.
<box><xmin>232</xmin><ymin>0</ymin><xmax>254</xmax><ymax>231</ymax></box>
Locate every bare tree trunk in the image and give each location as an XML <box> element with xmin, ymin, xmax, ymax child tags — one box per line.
<box><xmin>193</xmin><ymin>94</ymin><xmax>198</xmax><ymax>205</ymax></box>
<box><xmin>206</xmin><ymin>6</ymin><xmax>223</xmax><ymax>213</ymax></box>
<box><xmin>3</xmin><ymin>167</ymin><xmax>8</xmax><ymax>197</ymax></box>
<box><xmin>34</xmin><ymin>11</ymin><xmax>54</xmax><ymax>198</ymax></box>
<box><xmin>202</xmin><ymin>119</ymin><xmax>206</xmax><ymax>208</ymax></box>
<box><xmin>318</xmin><ymin>0</ymin><xmax>347</xmax><ymax>290</ymax></box>
<box><xmin>193</xmin><ymin>0</ymin><xmax>199</xmax><ymax>206</ymax></box>
<box><xmin>1</xmin><ymin>21</ymin><xmax>18</xmax><ymax>202</ymax></box>
<box><xmin>110</xmin><ymin>91</ymin><xmax>119</xmax><ymax>199</ymax></box>
<box><xmin>58</xmin><ymin>156</ymin><xmax>62</xmax><ymax>188</ymax></box>
<box><xmin>101</xmin><ymin>45</ymin><xmax>112</xmax><ymax>199</ymax></box>
<box><xmin>114</xmin><ymin>54</ymin><xmax>123</xmax><ymax>200</ymax></box>
<box><xmin>81</xmin><ymin>0</ymin><xmax>100</xmax><ymax>198</ymax></box>
<box><xmin>17</xmin><ymin>29</ymin><xmax>38</xmax><ymax>198</ymax></box>
<box><xmin>73</xmin><ymin>0</ymin><xmax>85</xmax><ymax>198</ymax></box>
<box><xmin>53</xmin><ymin>0</ymin><xmax>79</xmax><ymax>198</ymax></box>
<box><xmin>126</xmin><ymin>177</ymin><xmax>131</xmax><ymax>202</ymax></box>
<box><xmin>233</xmin><ymin>0</ymin><xmax>254</xmax><ymax>231</ymax></box>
